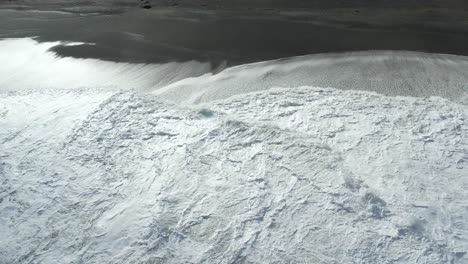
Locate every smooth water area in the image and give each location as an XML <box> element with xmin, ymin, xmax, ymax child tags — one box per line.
<box><xmin>2</xmin><ymin>9</ymin><xmax>468</xmax><ymax>66</ymax></box>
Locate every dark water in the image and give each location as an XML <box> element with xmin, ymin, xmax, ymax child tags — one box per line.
<box><xmin>2</xmin><ymin>9</ymin><xmax>468</xmax><ymax>66</ymax></box>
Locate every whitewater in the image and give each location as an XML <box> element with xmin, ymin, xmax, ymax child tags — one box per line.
<box><xmin>1</xmin><ymin>38</ymin><xmax>467</xmax><ymax>263</ymax></box>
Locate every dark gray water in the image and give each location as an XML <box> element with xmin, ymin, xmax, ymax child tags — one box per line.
<box><xmin>2</xmin><ymin>9</ymin><xmax>468</xmax><ymax>66</ymax></box>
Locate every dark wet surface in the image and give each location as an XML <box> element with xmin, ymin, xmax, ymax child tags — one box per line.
<box><xmin>2</xmin><ymin>9</ymin><xmax>468</xmax><ymax>66</ymax></box>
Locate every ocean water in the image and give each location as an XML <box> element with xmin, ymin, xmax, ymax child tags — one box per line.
<box><xmin>1</xmin><ymin>14</ymin><xmax>468</xmax><ymax>263</ymax></box>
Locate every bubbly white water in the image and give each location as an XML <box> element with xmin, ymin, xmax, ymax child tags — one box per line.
<box><xmin>1</xmin><ymin>38</ymin><xmax>468</xmax><ymax>263</ymax></box>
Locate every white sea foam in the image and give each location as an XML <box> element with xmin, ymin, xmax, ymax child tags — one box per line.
<box><xmin>1</xmin><ymin>38</ymin><xmax>467</xmax><ymax>263</ymax></box>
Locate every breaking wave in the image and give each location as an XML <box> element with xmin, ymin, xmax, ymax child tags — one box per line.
<box><xmin>1</xmin><ymin>37</ymin><xmax>468</xmax><ymax>263</ymax></box>
<box><xmin>0</xmin><ymin>38</ymin><xmax>212</xmax><ymax>92</ymax></box>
